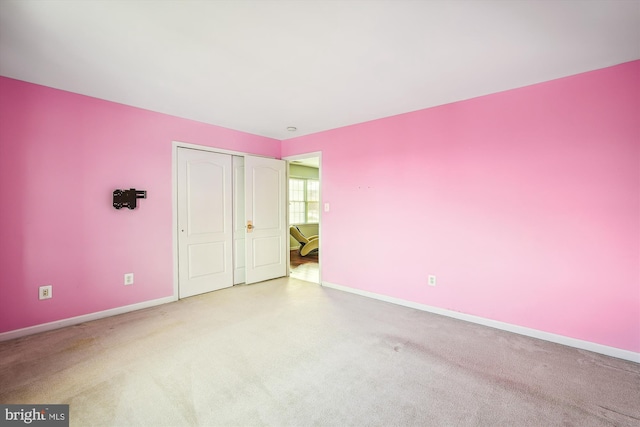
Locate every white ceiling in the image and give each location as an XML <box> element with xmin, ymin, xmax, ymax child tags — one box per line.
<box><xmin>1</xmin><ymin>1</ymin><xmax>638</xmax><ymax>140</ymax></box>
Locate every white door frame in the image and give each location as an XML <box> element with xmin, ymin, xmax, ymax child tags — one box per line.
<box><xmin>172</xmin><ymin>141</ymin><xmax>278</xmax><ymax>298</ymax></box>
<box><xmin>283</xmin><ymin>151</ymin><xmax>323</xmax><ymax>284</ymax></box>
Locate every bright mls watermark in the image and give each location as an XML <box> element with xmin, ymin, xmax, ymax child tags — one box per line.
<box><xmin>1</xmin><ymin>405</ymin><xmax>68</xmax><ymax>426</ymax></box>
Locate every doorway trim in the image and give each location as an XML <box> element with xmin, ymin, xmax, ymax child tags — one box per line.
<box><xmin>283</xmin><ymin>151</ymin><xmax>323</xmax><ymax>284</ymax></box>
<box><xmin>172</xmin><ymin>140</ymin><xmax>278</xmax><ymax>298</ymax></box>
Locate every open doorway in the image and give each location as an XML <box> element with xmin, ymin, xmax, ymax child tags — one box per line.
<box><xmin>285</xmin><ymin>153</ymin><xmax>321</xmax><ymax>284</ymax></box>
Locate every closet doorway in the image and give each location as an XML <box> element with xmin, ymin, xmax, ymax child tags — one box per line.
<box><xmin>175</xmin><ymin>144</ymin><xmax>287</xmax><ymax>298</ymax></box>
<box><xmin>285</xmin><ymin>153</ymin><xmax>321</xmax><ymax>284</ymax></box>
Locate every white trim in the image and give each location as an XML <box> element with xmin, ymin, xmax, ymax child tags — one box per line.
<box><xmin>172</xmin><ymin>143</ymin><xmax>180</xmax><ymax>299</ymax></box>
<box><xmin>0</xmin><ymin>296</ymin><xmax>176</xmax><ymax>342</ymax></box>
<box><xmin>285</xmin><ymin>159</ymin><xmax>291</xmax><ymax>277</ymax></box>
<box><xmin>321</xmin><ymin>281</ymin><xmax>640</xmax><ymax>363</ymax></box>
<box><xmin>172</xmin><ymin>140</ymin><xmax>276</xmax><ymax>158</ymax></box>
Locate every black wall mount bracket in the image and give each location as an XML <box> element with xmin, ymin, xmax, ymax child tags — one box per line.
<box><xmin>113</xmin><ymin>189</ymin><xmax>147</xmax><ymax>210</ymax></box>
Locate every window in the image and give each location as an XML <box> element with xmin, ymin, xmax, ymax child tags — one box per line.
<box><xmin>289</xmin><ymin>178</ymin><xmax>319</xmax><ymax>224</ymax></box>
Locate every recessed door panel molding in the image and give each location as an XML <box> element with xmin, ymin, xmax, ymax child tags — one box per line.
<box><xmin>252</xmin><ymin>166</ymin><xmax>281</xmax><ymax>230</ymax></box>
<box><xmin>252</xmin><ymin>237</ymin><xmax>282</xmax><ymax>268</ymax></box>
<box><xmin>188</xmin><ymin>242</ymin><xmax>227</xmax><ymax>278</ymax></box>
<box><xmin>187</xmin><ymin>161</ymin><xmax>226</xmax><ymax>235</ymax></box>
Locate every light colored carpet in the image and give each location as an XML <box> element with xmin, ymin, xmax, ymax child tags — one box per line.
<box><xmin>1</xmin><ymin>277</ymin><xmax>639</xmax><ymax>426</ymax></box>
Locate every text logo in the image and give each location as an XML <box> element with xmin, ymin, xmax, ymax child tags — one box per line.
<box><xmin>1</xmin><ymin>405</ymin><xmax>69</xmax><ymax>427</ymax></box>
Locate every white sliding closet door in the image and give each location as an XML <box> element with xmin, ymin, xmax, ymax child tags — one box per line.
<box><xmin>244</xmin><ymin>156</ymin><xmax>287</xmax><ymax>284</ymax></box>
<box><xmin>177</xmin><ymin>148</ymin><xmax>233</xmax><ymax>298</ymax></box>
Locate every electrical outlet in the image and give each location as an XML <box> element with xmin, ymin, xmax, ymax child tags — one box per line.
<box><xmin>428</xmin><ymin>275</ymin><xmax>437</xmax><ymax>287</ymax></box>
<box><xmin>124</xmin><ymin>273</ymin><xmax>134</xmax><ymax>286</ymax></box>
<box><xmin>39</xmin><ymin>285</ymin><xmax>52</xmax><ymax>300</ymax></box>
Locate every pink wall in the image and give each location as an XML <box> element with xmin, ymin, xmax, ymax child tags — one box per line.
<box><xmin>282</xmin><ymin>61</ymin><xmax>640</xmax><ymax>353</ymax></box>
<box><xmin>2</xmin><ymin>62</ymin><xmax>638</xmax><ymax>354</ymax></box>
<box><xmin>0</xmin><ymin>77</ymin><xmax>280</xmax><ymax>333</ymax></box>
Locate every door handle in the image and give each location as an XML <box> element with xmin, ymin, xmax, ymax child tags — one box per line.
<box><xmin>247</xmin><ymin>221</ymin><xmax>254</xmax><ymax>232</ymax></box>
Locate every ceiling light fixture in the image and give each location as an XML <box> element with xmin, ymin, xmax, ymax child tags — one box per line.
<box><xmin>287</xmin><ymin>126</ymin><xmax>297</xmax><ymax>132</ymax></box>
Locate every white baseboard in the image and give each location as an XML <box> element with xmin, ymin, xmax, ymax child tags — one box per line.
<box><xmin>0</xmin><ymin>295</ymin><xmax>177</xmax><ymax>342</ymax></box>
<box><xmin>321</xmin><ymin>281</ymin><xmax>640</xmax><ymax>363</ymax></box>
